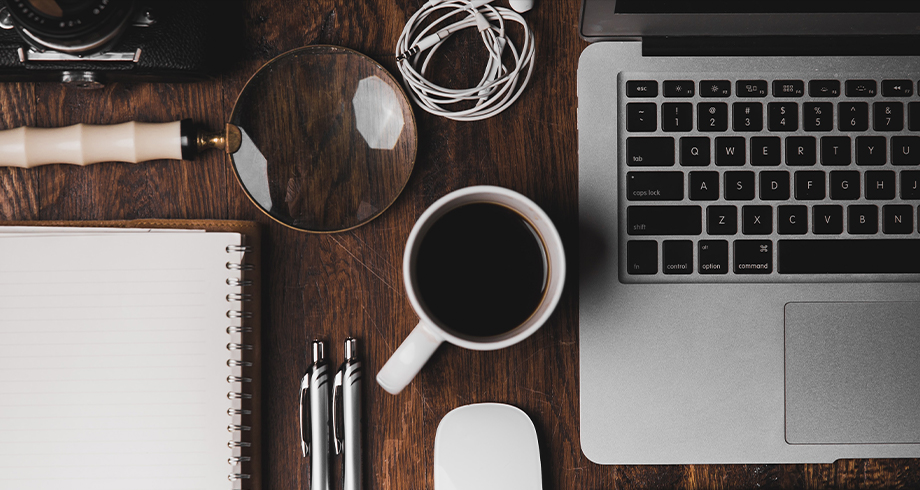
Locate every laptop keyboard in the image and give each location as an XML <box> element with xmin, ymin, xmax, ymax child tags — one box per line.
<box><xmin>621</xmin><ymin>76</ymin><xmax>920</xmax><ymax>282</ymax></box>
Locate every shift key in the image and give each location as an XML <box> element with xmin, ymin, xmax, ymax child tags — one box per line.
<box><xmin>627</xmin><ymin>205</ymin><xmax>702</xmax><ymax>235</ymax></box>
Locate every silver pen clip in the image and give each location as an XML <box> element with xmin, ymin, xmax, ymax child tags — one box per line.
<box><xmin>299</xmin><ymin>347</ymin><xmax>312</xmax><ymax>458</ymax></box>
<box><xmin>332</xmin><ymin>358</ymin><xmax>345</xmax><ymax>456</ymax></box>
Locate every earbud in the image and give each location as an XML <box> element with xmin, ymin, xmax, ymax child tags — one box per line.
<box><xmin>509</xmin><ymin>0</ymin><xmax>533</xmax><ymax>13</ymax></box>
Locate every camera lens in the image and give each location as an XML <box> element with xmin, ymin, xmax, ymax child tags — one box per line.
<box><xmin>9</xmin><ymin>0</ymin><xmax>136</xmax><ymax>53</ymax></box>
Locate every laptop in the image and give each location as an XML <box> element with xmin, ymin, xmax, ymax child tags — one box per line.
<box><xmin>577</xmin><ymin>1</ymin><xmax>920</xmax><ymax>464</ymax></box>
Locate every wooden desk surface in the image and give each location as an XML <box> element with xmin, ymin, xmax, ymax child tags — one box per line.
<box><xmin>0</xmin><ymin>0</ymin><xmax>917</xmax><ymax>488</ymax></box>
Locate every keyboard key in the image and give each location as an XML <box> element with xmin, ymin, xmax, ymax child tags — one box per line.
<box><xmin>845</xmin><ymin>79</ymin><xmax>877</xmax><ymax>97</ymax></box>
<box><xmin>680</xmin><ymin>137</ymin><xmax>710</xmax><ymax>166</ymax></box>
<box><xmin>627</xmin><ymin>206</ymin><xmax>702</xmax><ymax>235</ymax></box>
<box><xmin>698</xmin><ymin>240</ymin><xmax>729</xmax><ymax>274</ymax></box>
<box><xmin>773</xmin><ymin>80</ymin><xmax>804</xmax><ymax>97</ymax></box>
<box><xmin>707</xmin><ymin>205</ymin><xmax>737</xmax><ymax>235</ymax></box>
<box><xmin>856</xmin><ymin>136</ymin><xmax>886</xmax><ymax>165</ymax></box>
<box><xmin>737</xmin><ymin>80</ymin><xmax>767</xmax><ymax>97</ymax></box>
<box><xmin>874</xmin><ymin>102</ymin><xmax>904</xmax><ymax>131</ymax></box>
<box><xmin>909</xmin><ymin>102</ymin><xmax>920</xmax><ymax>130</ymax></box>
<box><xmin>865</xmin><ymin>170</ymin><xmax>896</xmax><ymax>200</ymax></box>
<box><xmin>626</xmin><ymin>80</ymin><xmax>658</xmax><ymax>97</ymax></box>
<box><xmin>663</xmin><ymin>80</ymin><xmax>695</xmax><ymax>97</ymax></box>
<box><xmin>881</xmin><ymin>79</ymin><xmax>913</xmax><ymax>97</ymax></box>
<box><xmin>903</xmin><ymin>171</ymin><xmax>920</xmax><ymax>199</ymax></box>
<box><xmin>847</xmin><ymin>205</ymin><xmax>878</xmax><ymax>234</ymax></box>
<box><xmin>627</xmin><ymin>137</ymin><xmax>674</xmax><ymax>166</ymax></box>
<box><xmin>626</xmin><ymin>240</ymin><xmax>658</xmax><ymax>274</ymax></box>
<box><xmin>821</xmin><ymin>136</ymin><xmax>851</xmax><ymax>166</ymax></box>
<box><xmin>715</xmin><ymin>137</ymin><xmax>745</xmax><ymax>166</ymax></box>
<box><xmin>751</xmin><ymin>137</ymin><xmax>781</xmax><ymax>166</ymax></box>
<box><xmin>661</xmin><ymin>102</ymin><xmax>693</xmax><ymax>131</ymax></box>
<box><xmin>734</xmin><ymin>240</ymin><xmax>773</xmax><ymax>274</ymax></box>
<box><xmin>626</xmin><ymin>103</ymin><xmax>657</xmax><ymax>132</ymax></box>
<box><xmin>626</xmin><ymin>172</ymin><xmax>684</xmax><ymax>201</ymax></box>
<box><xmin>733</xmin><ymin>102</ymin><xmax>763</xmax><ymax>131</ymax></box>
<box><xmin>778</xmin><ymin>239</ymin><xmax>920</xmax><ymax>273</ymax></box>
<box><xmin>803</xmin><ymin>102</ymin><xmax>833</xmax><ymax>131</ymax></box>
<box><xmin>778</xmin><ymin>205</ymin><xmax>808</xmax><ymax>235</ymax></box>
<box><xmin>883</xmin><ymin>205</ymin><xmax>914</xmax><ymax>234</ymax></box>
<box><xmin>809</xmin><ymin>79</ymin><xmax>840</xmax><ymax>97</ymax></box>
<box><xmin>838</xmin><ymin>102</ymin><xmax>868</xmax><ymax>131</ymax></box>
<box><xmin>829</xmin><ymin>170</ymin><xmax>860</xmax><ymax>200</ymax></box>
<box><xmin>767</xmin><ymin>102</ymin><xmax>798</xmax><ymax>131</ymax></box>
<box><xmin>742</xmin><ymin>206</ymin><xmax>773</xmax><ymax>235</ymax></box>
<box><xmin>663</xmin><ymin>240</ymin><xmax>693</xmax><ymax>275</ymax></box>
<box><xmin>795</xmin><ymin>171</ymin><xmax>826</xmax><ymax>200</ymax></box>
<box><xmin>724</xmin><ymin>171</ymin><xmax>755</xmax><ymax>200</ymax></box>
<box><xmin>689</xmin><ymin>171</ymin><xmax>719</xmax><ymax>200</ymax></box>
<box><xmin>786</xmin><ymin>136</ymin><xmax>816</xmax><ymax>166</ymax></box>
<box><xmin>760</xmin><ymin>171</ymin><xmax>790</xmax><ymax>200</ymax></box>
<box><xmin>700</xmin><ymin>80</ymin><xmax>731</xmax><ymax>97</ymax></box>
<box><xmin>698</xmin><ymin>102</ymin><xmax>728</xmax><ymax>131</ymax></box>
<box><xmin>891</xmin><ymin>136</ymin><xmax>920</xmax><ymax>166</ymax></box>
<box><xmin>813</xmin><ymin>205</ymin><xmax>843</xmax><ymax>234</ymax></box>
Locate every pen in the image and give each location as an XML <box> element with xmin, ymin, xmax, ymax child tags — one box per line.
<box><xmin>299</xmin><ymin>340</ymin><xmax>331</xmax><ymax>490</ymax></box>
<box><xmin>333</xmin><ymin>337</ymin><xmax>363</xmax><ymax>490</ymax></box>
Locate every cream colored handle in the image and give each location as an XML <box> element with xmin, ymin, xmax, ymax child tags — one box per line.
<box><xmin>0</xmin><ymin>121</ymin><xmax>183</xmax><ymax>168</ymax></box>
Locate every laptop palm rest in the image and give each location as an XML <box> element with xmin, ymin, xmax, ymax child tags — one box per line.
<box><xmin>785</xmin><ymin>302</ymin><xmax>920</xmax><ymax>444</ymax></box>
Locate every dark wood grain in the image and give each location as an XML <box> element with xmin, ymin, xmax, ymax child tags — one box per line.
<box><xmin>0</xmin><ymin>1</ymin><xmax>917</xmax><ymax>489</ymax></box>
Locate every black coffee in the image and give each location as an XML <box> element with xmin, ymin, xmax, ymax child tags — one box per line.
<box><xmin>414</xmin><ymin>202</ymin><xmax>548</xmax><ymax>338</ymax></box>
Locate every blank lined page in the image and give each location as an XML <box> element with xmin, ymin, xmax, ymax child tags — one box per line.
<box><xmin>0</xmin><ymin>230</ymin><xmax>244</xmax><ymax>490</ymax></box>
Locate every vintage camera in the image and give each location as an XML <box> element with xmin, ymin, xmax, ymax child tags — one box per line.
<box><xmin>0</xmin><ymin>0</ymin><xmax>240</xmax><ymax>87</ymax></box>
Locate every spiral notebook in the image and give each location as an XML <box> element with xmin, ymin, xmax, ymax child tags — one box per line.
<box><xmin>0</xmin><ymin>220</ymin><xmax>262</xmax><ymax>490</ymax></box>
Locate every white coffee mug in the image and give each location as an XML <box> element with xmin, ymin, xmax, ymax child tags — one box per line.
<box><xmin>376</xmin><ymin>186</ymin><xmax>566</xmax><ymax>395</ymax></box>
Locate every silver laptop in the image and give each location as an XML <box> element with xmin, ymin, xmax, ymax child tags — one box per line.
<box><xmin>578</xmin><ymin>1</ymin><xmax>920</xmax><ymax>464</ymax></box>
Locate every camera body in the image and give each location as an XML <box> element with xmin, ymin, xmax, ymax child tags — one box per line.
<box><xmin>0</xmin><ymin>1</ymin><xmax>240</xmax><ymax>87</ymax></box>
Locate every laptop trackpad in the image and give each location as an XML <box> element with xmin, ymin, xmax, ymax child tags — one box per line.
<box><xmin>785</xmin><ymin>302</ymin><xmax>920</xmax><ymax>444</ymax></box>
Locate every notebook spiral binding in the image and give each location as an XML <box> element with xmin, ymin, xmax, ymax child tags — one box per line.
<box><xmin>226</xmin><ymin>244</ymin><xmax>254</xmax><ymax>486</ymax></box>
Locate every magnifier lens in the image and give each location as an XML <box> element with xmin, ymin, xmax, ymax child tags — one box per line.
<box><xmin>229</xmin><ymin>45</ymin><xmax>416</xmax><ymax>232</ymax></box>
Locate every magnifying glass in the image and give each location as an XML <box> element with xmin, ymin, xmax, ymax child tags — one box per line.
<box><xmin>0</xmin><ymin>45</ymin><xmax>417</xmax><ymax>233</ymax></box>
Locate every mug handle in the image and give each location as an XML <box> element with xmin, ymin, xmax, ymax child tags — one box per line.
<box><xmin>376</xmin><ymin>322</ymin><xmax>444</xmax><ymax>394</ymax></box>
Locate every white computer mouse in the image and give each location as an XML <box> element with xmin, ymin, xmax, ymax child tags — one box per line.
<box><xmin>509</xmin><ymin>0</ymin><xmax>534</xmax><ymax>13</ymax></box>
<box><xmin>434</xmin><ymin>403</ymin><xmax>543</xmax><ymax>490</ymax></box>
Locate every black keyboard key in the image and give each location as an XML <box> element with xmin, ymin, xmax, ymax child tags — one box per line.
<box><xmin>821</xmin><ymin>136</ymin><xmax>852</xmax><ymax>166</ymax></box>
<box><xmin>856</xmin><ymin>136</ymin><xmax>886</xmax><ymax>165</ymax></box>
<box><xmin>663</xmin><ymin>80</ymin><xmax>695</xmax><ymax>97</ymax></box>
<box><xmin>698</xmin><ymin>102</ymin><xmax>728</xmax><ymax>131</ymax></box>
<box><xmin>626</xmin><ymin>172</ymin><xmax>684</xmax><ymax>201</ymax></box>
<box><xmin>680</xmin><ymin>137</ymin><xmax>710</xmax><ymax>166</ymax></box>
<box><xmin>627</xmin><ymin>137</ymin><xmax>675</xmax><ymax>166</ymax></box>
<box><xmin>767</xmin><ymin>102</ymin><xmax>798</xmax><ymax>131</ymax></box>
<box><xmin>707</xmin><ymin>205</ymin><xmax>737</xmax><ymax>235</ymax></box>
<box><xmin>626</xmin><ymin>103</ymin><xmax>657</xmax><ymax>132</ymax></box>
<box><xmin>627</xmin><ymin>206</ymin><xmax>702</xmax><ymax>235</ymax></box>
<box><xmin>838</xmin><ymin>102</ymin><xmax>868</xmax><ymax>131</ymax></box>
<box><xmin>829</xmin><ymin>170</ymin><xmax>860</xmax><ymax>200</ymax></box>
<box><xmin>909</xmin><ymin>102</ymin><xmax>920</xmax><ymax>130</ymax></box>
<box><xmin>848</xmin><ymin>205</ymin><xmax>879</xmax><ymax>234</ymax></box>
<box><xmin>735</xmin><ymin>240</ymin><xmax>773</xmax><ymax>274</ymax></box>
<box><xmin>663</xmin><ymin>240</ymin><xmax>693</xmax><ymax>274</ymax></box>
<box><xmin>715</xmin><ymin>137</ymin><xmax>745</xmax><ymax>166</ymax></box>
<box><xmin>809</xmin><ymin>79</ymin><xmax>840</xmax><ymax>97</ymax></box>
<box><xmin>795</xmin><ymin>171</ymin><xmax>826</xmax><ymax>200</ymax></box>
<box><xmin>865</xmin><ymin>170</ymin><xmax>896</xmax><ymax>200</ymax></box>
<box><xmin>778</xmin><ymin>205</ymin><xmax>808</xmax><ymax>235</ymax></box>
<box><xmin>881</xmin><ymin>79</ymin><xmax>913</xmax><ymax>97</ymax></box>
<box><xmin>724</xmin><ymin>171</ymin><xmax>755</xmax><ymax>200</ymax></box>
<box><xmin>786</xmin><ymin>136</ymin><xmax>817</xmax><ymax>166</ymax></box>
<box><xmin>874</xmin><ymin>102</ymin><xmax>904</xmax><ymax>131</ymax></box>
<box><xmin>760</xmin><ymin>171</ymin><xmax>790</xmax><ymax>200</ymax></box>
<box><xmin>699</xmin><ymin>240</ymin><xmax>729</xmax><ymax>274</ymax></box>
<box><xmin>773</xmin><ymin>80</ymin><xmax>804</xmax><ymax>97</ymax></box>
<box><xmin>662</xmin><ymin>102</ymin><xmax>693</xmax><ymax>132</ymax></box>
<box><xmin>737</xmin><ymin>80</ymin><xmax>768</xmax><ymax>97</ymax></box>
<box><xmin>751</xmin><ymin>137</ymin><xmax>781</xmax><ymax>166</ymax></box>
<box><xmin>700</xmin><ymin>80</ymin><xmax>731</xmax><ymax>97</ymax></box>
<box><xmin>903</xmin><ymin>171</ymin><xmax>920</xmax><ymax>199</ymax></box>
<box><xmin>626</xmin><ymin>240</ymin><xmax>658</xmax><ymax>274</ymax></box>
<box><xmin>883</xmin><ymin>205</ymin><xmax>914</xmax><ymax>234</ymax></box>
<box><xmin>813</xmin><ymin>205</ymin><xmax>843</xmax><ymax>234</ymax></box>
<box><xmin>778</xmin><ymin>239</ymin><xmax>920</xmax><ymax>273</ymax></box>
<box><xmin>845</xmin><ymin>79</ymin><xmax>877</xmax><ymax>97</ymax></box>
<box><xmin>891</xmin><ymin>136</ymin><xmax>920</xmax><ymax>166</ymax></box>
<box><xmin>733</xmin><ymin>102</ymin><xmax>763</xmax><ymax>131</ymax></box>
<box><xmin>803</xmin><ymin>102</ymin><xmax>833</xmax><ymax>131</ymax></box>
<box><xmin>689</xmin><ymin>171</ymin><xmax>719</xmax><ymax>200</ymax></box>
<box><xmin>627</xmin><ymin>80</ymin><xmax>658</xmax><ymax>97</ymax></box>
<box><xmin>742</xmin><ymin>206</ymin><xmax>773</xmax><ymax>235</ymax></box>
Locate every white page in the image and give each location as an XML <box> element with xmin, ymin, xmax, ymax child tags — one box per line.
<box><xmin>0</xmin><ymin>231</ymin><xmax>246</xmax><ymax>490</ymax></box>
